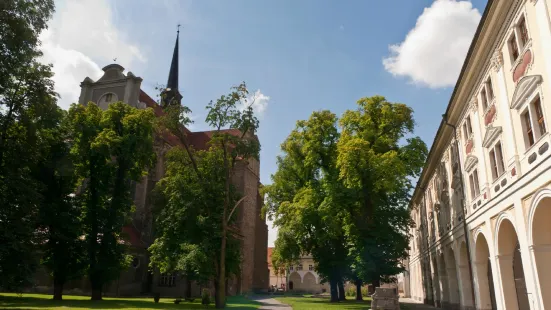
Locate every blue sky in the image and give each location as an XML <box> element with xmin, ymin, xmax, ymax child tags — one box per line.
<box><xmin>41</xmin><ymin>0</ymin><xmax>487</xmax><ymax>246</ymax></box>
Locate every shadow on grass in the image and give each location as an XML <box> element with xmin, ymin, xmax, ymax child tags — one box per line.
<box><xmin>275</xmin><ymin>295</ymin><xmax>372</xmax><ymax>309</ymax></box>
<box><xmin>0</xmin><ymin>294</ymin><xmax>260</xmax><ymax>309</ymax></box>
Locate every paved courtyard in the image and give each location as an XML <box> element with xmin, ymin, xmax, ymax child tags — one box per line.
<box><xmin>399</xmin><ymin>298</ymin><xmax>437</xmax><ymax>309</ymax></box>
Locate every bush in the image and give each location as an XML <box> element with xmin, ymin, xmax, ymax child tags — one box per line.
<box><xmin>346</xmin><ymin>286</ymin><xmax>356</xmax><ymax>297</ymax></box>
<box><xmin>201</xmin><ymin>288</ymin><xmax>211</xmax><ymax>307</ymax></box>
<box><xmin>153</xmin><ymin>293</ymin><xmax>160</xmax><ymax>303</ymax></box>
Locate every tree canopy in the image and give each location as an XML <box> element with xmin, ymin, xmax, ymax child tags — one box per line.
<box><xmin>150</xmin><ymin>83</ymin><xmax>261</xmax><ymax>309</ymax></box>
<box><xmin>265</xmin><ymin>96</ymin><xmax>427</xmax><ymax>301</ymax></box>
<box><xmin>68</xmin><ymin>102</ymin><xmax>156</xmax><ymax>300</ymax></box>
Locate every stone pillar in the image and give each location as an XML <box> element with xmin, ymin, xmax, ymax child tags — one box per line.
<box><xmin>496</xmin><ymin>255</ymin><xmax>517</xmax><ymax>310</ymax></box>
<box><xmin>447</xmin><ymin>267</ymin><xmax>460</xmax><ymax>310</ymax></box>
<box><xmin>440</xmin><ymin>275</ymin><xmax>450</xmax><ymax>310</ymax></box>
<box><xmin>458</xmin><ymin>264</ymin><xmax>475</xmax><ymax>310</ymax></box>
<box><xmin>529</xmin><ymin>245</ymin><xmax>551</xmax><ymax>310</ymax></box>
<box><xmin>473</xmin><ymin>261</ymin><xmax>492</xmax><ymax>310</ymax></box>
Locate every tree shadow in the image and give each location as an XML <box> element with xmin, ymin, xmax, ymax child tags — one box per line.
<box><xmin>0</xmin><ymin>295</ymin><xmax>259</xmax><ymax>309</ymax></box>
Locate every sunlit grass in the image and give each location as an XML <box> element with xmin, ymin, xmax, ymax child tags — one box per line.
<box><xmin>0</xmin><ymin>293</ymin><xmax>260</xmax><ymax>309</ymax></box>
<box><xmin>275</xmin><ymin>295</ymin><xmax>372</xmax><ymax>309</ymax></box>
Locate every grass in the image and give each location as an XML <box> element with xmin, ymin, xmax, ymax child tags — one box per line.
<box><xmin>274</xmin><ymin>295</ymin><xmax>373</xmax><ymax>309</ymax></box>
<box><xmin>0</xmin><ymin>293</ymin><xmax>260</xmax><ymax>309</ymax></box>
<box><xmin>274</xmin><ymin>295</ymin><xmax>415</xmax><ymax>310</ymax></box>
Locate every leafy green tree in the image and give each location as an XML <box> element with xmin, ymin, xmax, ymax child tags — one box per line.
<box><xmin>266</xmin><ymin>97</ymin><xmax>426</xmax><ymax>303</ymax></box>
<box><xmin>35</xmin><ymin>106</ymin><xmax>86</xmax><ymax>300</ymax></box>
<box><xmin>68</xmin><ymin>102</ymin><xmax>155</xmax><ymax>300</ymax></box>
<box><xmin>337</xmin><ymin>95</ymin><xmax>427</xmax><ymax>287</ymax></box>
<box><xmin>150</xmin><ymin>82</ymin><xmax>260</xmax><ymax>309</ymax></box>
<box><xmin>149</xmin><ymin>147</ymin><xmax>242</xmax><ymax>298</ymax></box>
<box><xmin>0</xmin><ymin>0</ymin><xmax>57</xmax><ymax>290</ymax></box>
<box><xmin>265</xmin><ymin>111</ymin><xmax>352</xmax><ymax>302</ymax></box>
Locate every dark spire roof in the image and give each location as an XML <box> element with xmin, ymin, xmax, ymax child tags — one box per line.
<box><xmin>166</xmin><ymin>27</ymin><xmax>179</xmax><ymax>91</ymax></box>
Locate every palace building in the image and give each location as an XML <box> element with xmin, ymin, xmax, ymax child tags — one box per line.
<box><xmin>267</xmin><ymin>248</ymin><xmax>329</xmax><ymax>294</ymax></box>
<box><xmin>32</xmin><ymin>31</ymin><xmax>269</xmax><ymax>297</ymax></box>
<box><xmin>402</xmin><ymin>0</ymin><xmax>551</xmax><ymax>309</ymax></box>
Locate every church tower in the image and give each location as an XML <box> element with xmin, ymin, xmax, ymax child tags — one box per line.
<box><xmin>161</xmin><ymin>28</ymin><xmax>183</xmax><ymax>108</ymax></box>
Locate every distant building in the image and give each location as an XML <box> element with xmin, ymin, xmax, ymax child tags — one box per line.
<box><xmin>401</xmin><ymin>1</ymin><xmax>551</xmax><ymax>310</ymax></box>
<box><xmin>267</xmin><ymin>248</ymin><xmax>329</xmax><ymax>294</ymax></box>
<box><xmin>32</xmin><ymin>31</ymin><xmax>269</xmax><ymax>297</ymax></box>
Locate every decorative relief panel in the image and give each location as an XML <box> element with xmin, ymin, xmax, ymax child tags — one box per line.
<box><xmin>492</xmin><ymin>50</ymin><xmax>504</xmax><ymax>72</ymax></box>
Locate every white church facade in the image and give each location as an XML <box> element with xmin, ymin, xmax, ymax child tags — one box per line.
<box><xmin>402</xmin><ymin>0</ymin><xmax>551</xmax><ymax>309</ymax></box>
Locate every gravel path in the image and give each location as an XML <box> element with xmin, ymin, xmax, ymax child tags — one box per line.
<box><xmin>250</xmin><ymin>295</ymin><xmax>292</xmax><ymax>310</ymax></box>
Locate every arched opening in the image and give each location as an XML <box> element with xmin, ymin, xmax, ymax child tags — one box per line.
<box><xmin>474</xmin><ymin>233</ymin><xmax>497</xmax><ymax>310</ymax></box>
<box><xmin>445</xmin><ymin>248</ymin><xmax>460</xmax><ymax>308</ymax></box>
<box><xmin>303</xmin><ymin>272</ymin><xmax>316</xmax><ymax>293</ymax></box>
<box><xmin>438</xmin><ymin>253</ymin><xmax>450</xmax><ymax>308</ymax></box>
<box><xmin>531</xmin><ymin>196</ymin><xmax>551</xmax><ymax>309</ymax></box>
<box><xmin>458</xmin><ymin>241</ymin><xmax>475</xmax><ymax>308</ymax></box>
<box><xmin>496</xmin><ymin>219</ymin><xmax>529</xmax><ymax>310</ymax></box>
<box><xmin>289</xmin><ymin>272</ymin><xmax>301</xmax><ymax>291</ymax></box>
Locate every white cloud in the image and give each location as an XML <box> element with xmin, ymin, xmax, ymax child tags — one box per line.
<box><xmin>382</xmin><ymin>0</ymin><xmax>481</xmax><ymax>88</ymax></box>
<box><xmin>241</xmin><ymin>90</ymin><xmax>270</xmax><ymax>117</ymax></box>
<box><xmin>39</xmin><ymin>0</ymin><xmax>147</xmax><ymax>109</ymax></box>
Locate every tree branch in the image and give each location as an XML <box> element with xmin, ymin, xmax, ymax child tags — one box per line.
<box><xmin>227</xmin><ymin>195</ymin><xmax>248</xmax><ymax>222</ymax></box>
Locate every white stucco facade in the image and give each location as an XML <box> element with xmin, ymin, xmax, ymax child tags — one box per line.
<box><xmin>402</xmin><ymin>1</ymin><xmax>551</xmax><ymax>310</ymax></box>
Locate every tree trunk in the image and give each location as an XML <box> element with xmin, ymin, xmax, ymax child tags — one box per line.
<box><xmin>88</xmin><ymin>162</ymin><xmax>101</xmax><ymax>301</ymax></box>
<box><xmin>372</xmin><ymin>277</ymin><xmax>381</xmax><ymax>288</ymax></box>
<box><xmin>355</xmin><ymin>280</ymin><xmax>363</xmax><ymax>301</ymax></box>
<box><xmin>214</xmin><ymin>278</ymin><xmax>222</xmax><ymax>308</ymax></box>
<box><xmin>91</xmin><ymin>286</ymin><xmax>102</xmax><ymax>300</ymax></box>
<box><xmin>337</xmin><ymin>279</ymin><xmax>346</xmax><ymax>301</ymax></box>
<box><xmin>53</xmin><ymin>280</ymin><xmax>63</xmax><ymax>300</ymax></box>
<box><xmin>225</xmin><ymin>277</ymin><xmax>229</xmax><ymax>297</ymax></box>
<box><xmin>216</xmin><ymin>223</ymin><xmax>227</xmax><ymax>309</ymax></box>
<box><xmin>329</xmin><ymin>278</ymin><xmax>339</xmax><ymax>302</ymax></box>
<box><xmin>185</xmin><ymin>278</ymin><xmax>192</xmax><ymax>298</ymax></box>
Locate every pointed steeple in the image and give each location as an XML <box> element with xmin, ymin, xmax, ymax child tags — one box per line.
<box><xmin>162</xmin><ymin>25</ymin><xmax>183</xmax><ymax>108</ymax></box>
<box><xmin>166</xmin><ymin>27</ymin><xmax>179</xmax><ymax>91</ymax></box>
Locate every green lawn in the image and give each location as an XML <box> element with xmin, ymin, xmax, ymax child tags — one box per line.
<box><xmin>0</xmin><ymin>293</ymin><xmax>260</xmax><ymax>309</ymax></box>
<box><xmin>274</xmin><ymin>295</ymin><xmax>414</xmax><ymax>310</ymax></box>
<box><xmin>275</xmin><ymin>295</ymin><xmax>372</xmax><ymax>309</ymax></box>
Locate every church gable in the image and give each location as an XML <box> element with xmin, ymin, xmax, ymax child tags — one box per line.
<box><xmin>78</xmin><ymin>64</ymin><xmax>142</xmax><ymax>109</ymax></box>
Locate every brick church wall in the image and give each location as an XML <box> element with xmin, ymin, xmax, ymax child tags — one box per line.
<box><xmin>252</xmin><ymin>192</ymin><xmax>269</xmax><ymax>291</ymax></box>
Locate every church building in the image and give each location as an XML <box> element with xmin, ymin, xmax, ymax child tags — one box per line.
<box><xmin>33</xmin><ymin>30</ymin><xmax>269</xmax><ymax>297</ymax></box>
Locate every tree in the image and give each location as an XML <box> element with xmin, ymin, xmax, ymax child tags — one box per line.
<box><xmin>337</xmin><ymin>96</ymin><xmax>427</xmax><ymax>287</ymax></box>
<box><xmin>68</xmin><ymin>102</ymin><xmax>155</xmax><ymax>300</ymax></box>
<box><xmin>0</xmin><ymin>0</ymin><xmax>57</xmax><ymax>291</ymax></box>
<box><xmin>265</xmin><ymin>111</ymin><xmax>352</xmax><ymax>302</ymax></box>
<box><xmin>150</xmin><ymin>82</ymin><xmax>260</xmax><ymax>308</ymax></box>
<box><xmin>149</xmin><ymin>147</ymin><xmax>242</xmax><ymax>298</ymax></box>
<box><xmin>35</xmin><ymin>106</ymin><xmax>86</xmax><ymax>300</ymax></box>
<box><xmin>266</xmin><ymin>97</ymin><xmax>427</xmax><ymax>303</ymax></box>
